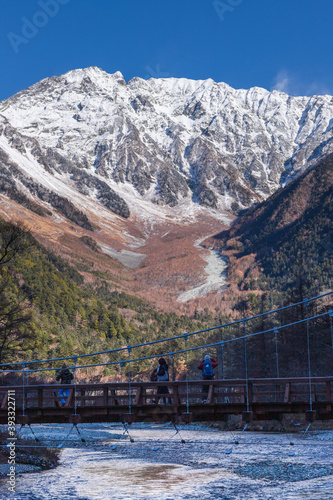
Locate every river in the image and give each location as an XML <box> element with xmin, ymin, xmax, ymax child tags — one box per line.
<box><xmin>3</xmin><ymin>423</ymin><xmax>333</xmax><ymax>500</ymax></box>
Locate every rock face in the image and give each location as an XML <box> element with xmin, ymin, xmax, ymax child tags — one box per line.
<box><xmin>0</xmin><ymin>66</ymin><xmax>333</xmax><ymax>221</ymax></box>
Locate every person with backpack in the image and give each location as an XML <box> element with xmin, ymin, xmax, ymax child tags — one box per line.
<box><xmin>198</xmin><ymin>354</ymin><xmax>218</xmax><ymax>403</ymax></box>
<box><xmin>153</xmin><ymin>357</ymin><xmax>172</xmax><ymax>404</ymax></box>
<box><xmin>56</xmin><ymin>363</ymin><xmax>74</xmax><ymax>406</ymax></box>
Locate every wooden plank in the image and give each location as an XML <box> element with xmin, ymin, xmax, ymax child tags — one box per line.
<box><xmin>206</xmin><ymin>385</ymin><xmax>215</xmax><ymax>404</ymax></box>
<box><xmin>38</xmin><ymin>388</ymin><xmax>43</xmax><ymax>408</ymax></box>
<box><xmin>110</xmin><ymin>389</ymin><xmax>119</xmax><ymax>405</ymax></box>
<box><xmin>172</xmin><ymin>385</ymin><xmax>180</xmax><ymax>405</ymax></box>
<box><xmin>103</xmin><ymin>387</ymin><xmax>108</xmax><ymax>406</ymax></box>
<box><xmin>64</xmin><ymin>389</ymin><xmax>74</xmax><ymax>408</ymax></box>
<box><xmin>248</xmin><ymin>382</ymin><xmax>253</xmax><ymax>404</ymax></box>
<box><xmin>1</xmin><ymin>392</ymin><xmax>7</xmax><ymax>410</ymax></box>
<box><xmin>284</xmin><ymin>383</ymin><xmax>291</xmax><ymax>403</ymax></box>
<box><xmin>326</xmin><ymin>380</ymin><xmax>332</xmax><ymax>412</ymax></box>
<box><xmin>81</xmin><ymin>389</ymin><xmax>86</xmax><ymax>407</ymax></box>
<box><xmin>134</xmin><ymin>387</ymin><xmax>142</xmax><ymax>406</ymax></box>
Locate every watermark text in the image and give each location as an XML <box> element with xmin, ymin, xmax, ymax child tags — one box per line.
<box><xmin>8</xmin><ymin>0</ymin><xmax>71</xmax><ymax>54</ymax></box>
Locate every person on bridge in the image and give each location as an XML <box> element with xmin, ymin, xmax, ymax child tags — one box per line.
<box><xmin>56</xmin><ymin>363</ymin><xmax>74</xmax><ymax>406</ymax></box>
<box><xmin>198</xmin><ymin>354</ymin><xmax>218</xmax><ymax>403</ymax></box>
<box><xmin>154</xmin><ymin>358</ymin><xmax>172</xmax><ymax>404</ymax></box>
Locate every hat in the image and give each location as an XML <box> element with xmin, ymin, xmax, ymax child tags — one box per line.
<box><xmin>204</xmin><ymin>355</ymin><xmax>210</xmax><ymax>361</ymax></box>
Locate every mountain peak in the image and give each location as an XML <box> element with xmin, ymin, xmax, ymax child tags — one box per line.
<box><xmin>0</xmin><ymin>68</ymin><xmax>332</xmax><ymax>222</ymax></box>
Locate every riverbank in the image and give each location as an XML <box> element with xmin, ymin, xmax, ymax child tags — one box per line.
<box><xmin>1</xmin><ymin>422</ymin><xmax>332</xmax><ymax>499</ymax></box>
<box><xmin>0</xmin><ymin>429</ymin><xmax>60</xmax><ymax>479</ymax></box>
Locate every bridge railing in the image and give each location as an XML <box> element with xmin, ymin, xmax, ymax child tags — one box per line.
<box><xmin>1</xmin><ymin>377</ymin><xmax>332</xmax><ymax>410</ymax></box>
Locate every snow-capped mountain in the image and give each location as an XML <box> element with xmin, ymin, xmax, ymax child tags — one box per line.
<box><xmin>0</xmin><ymin>66</ymin><xmax>333</xmax><ymax>221</ymax></box>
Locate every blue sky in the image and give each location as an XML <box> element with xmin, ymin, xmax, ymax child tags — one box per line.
<box><xmin>1</xmin><ymin>0</ymin><xmax>332</xmax><ymax>100</ymax></box>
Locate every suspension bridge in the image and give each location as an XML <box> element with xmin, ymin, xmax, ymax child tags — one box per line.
<box><xmin>0</xmin><ymin>292</ymin><xmax>332</xmax><ymax>428</ymax></box>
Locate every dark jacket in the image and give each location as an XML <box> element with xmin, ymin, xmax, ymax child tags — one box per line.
<box><xmin>156</xmin><ymin>363</ymin><xmax>169</xmax><ymax>381</ymax></box>
<box><xmin>56</xmin><ymin>368</ymin><xmax>74</xmax><ymax>384</ymax></box>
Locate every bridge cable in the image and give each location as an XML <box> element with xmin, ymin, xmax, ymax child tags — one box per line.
<box><xmin>329</xmin><ymin>309</ymin><xmax>333</xmax><ymax>350</ymax></box>
<box><xmin>2</xmin><ymin>310</ymin><xmax>329</xmax><ymax>374</ymax></box>
<box><xmin>73</xmin><ymin>355</ymin><xmax>78</xmax><ymax>416</ymax></box>
<box><xmin>122</xmin><ymin>422</ymin><xmax>134</xmax><ymax>443</ymax></box>
<box><xmin>170</xmin><ymin>422</ymin><xmax>186</xmax><ymax>444</ymax></box>
<box><xmin>225</xmin><ymin>423</ymin><xmax>249</xmax><ymax>454</ymax></box>
<box><xmin>2</xmin><ymin>291</ymin><xmax>331</xmax><ymax>371</ymax></box>
<box><xmin>14</xmin><ymin>363</ymin><xmax>25</xmax><ymax>440</ymax></box>
<box><xmin>127</xmin><ymin>346</ymin><xmax>132</xmax><ymax>416</ymax></box>
<box><xmin>305</xmin><ymin>299</ymin><xmax>313</xmax><ymax>412</ymax></box>
<box><xmin>26</xmin><ymin>367</ymin><xmax>40</xmax><ymax>442</ymax></box>
<box><xmin>22</xmin><ymin>362</ymin><xmax>25</xmax><ymax>418</ymax></box>
<box><xmin>243</xmin><ymin>320</ymin><xmax>250</xmax><ymax>413</ymax></box>
<box><xmin>274</xmin><ymin>328</ymin><xmax>280</xmax><ymax>379</ymax></box>
<box><xmin>184</xmin><ymin>334</ymin><xmax>190</xmax><ymax>415</ymax></box>
<box><xmin>302</xmin><ymin>423</ymin><xmax>312</xmax><ymax>439</ymax></box>
<box><xmin>120</xmin><ymin>360</ymin><xmax>124</xmax><ymax>382</ymax></box>
<box><xmin>221</xmin><ymin>341</ymin><xmax>225</xmax><ymax>380</ymax></box>
<box><xmin>65</xmin><ymin>355</ymin><xmax>86</xmax><ymax>445</ymax></box>
<box><xmin>14</xmin><ymin>364</ymin><xmax>39</xmax><ymax>442</ymax></box>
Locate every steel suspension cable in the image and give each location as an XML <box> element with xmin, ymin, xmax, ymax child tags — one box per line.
<box><xmin>73</xmin><ymin>356</ymin><xmax>78</xmax><ymax>415</ymax></box>
<box><xmin>22</xmin><ymin>362</ymin><xmax>25</xmax><ymax>417</ymax></box>
<box><xmin>1</xmin><ymin>291</ymin><xmax>331</xmax><ymax>369</ymax></box>
<box><xmin>305</xmin><ymin>300</ymin><xmax>313</xmax><ymax>412</ymax></box>
<box><xmin>120</xmin><ymin>360</ymin><xmax>124</xmax><ymax>382</ymax></box>
<box><xmin>2</xmin><ymin>310</ymin><xmax>330</xmax><ymax>377</ymax></box>
<box><xmin>128</xmin><ymin>346</ymin><xmax>132</xmax><ymax>415</ymax></box>
<box><xmin>274</xmin><ymin>327</ymin><xmax>280</xmax><ymax>378</ymax></box>
<box><xmin>329</xmin><ymin>310</ymin><xmax>333</xmax><ymax>351</ymax></box>
<box><xmin>243</xmin><ymin>320</ymin><xmax>250</xmax><ymax>413</ymax></box>
<box><xmin>184</xmin><ymin>334</ymin><xmax>189</xmax><ymax>414</ymax></box>
<box><xmin>221</xmin><ymin>341</ymin><xmax>225</xmax><ymax>379</ymax></box>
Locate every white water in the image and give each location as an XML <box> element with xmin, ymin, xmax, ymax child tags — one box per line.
<box><xmin>3</xmin><ymin>424</ymin><xmax>333</xmax><ymax>500</ymax></box>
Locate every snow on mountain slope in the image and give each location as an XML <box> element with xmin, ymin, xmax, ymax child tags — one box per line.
<box><xmin>1</xmin><ymin>66</ymin><xmax>333</xmax><ymax>220</ymax></box>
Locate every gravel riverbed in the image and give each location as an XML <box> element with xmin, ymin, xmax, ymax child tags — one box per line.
<box><xmin>1</xmin><ymin>423</ymin><xmax>332</xmax><ymax>499</ymax></box>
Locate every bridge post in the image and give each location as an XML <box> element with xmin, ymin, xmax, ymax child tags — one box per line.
<box><xmin>81</xmin><ymin>389</ymin><xmax>86</xmax><ymax>407</ymax></box>
<box><xmin>305</xmin><ymin>410</ymin><xmax>316</xmax><ymax>423</ymax></box>
<box><xmin>172</xmin><ymin>384</ymin><xmax>180</xmax><ymax>405</ymax></box>
<box><xmin>17</xmin><ymin>415</ymin><xmax>29</xmax><ymax>425</ymax></box>
<box><xmin>64</xmin><ymin>389</ymin><xmax>74</xmax><ymax>408</ymax></box>
<box><xmin>1</xmin><ymin>391</ymin><xmax>7</xmax><ymax>410</ymax></box>
<box><xmin>242</xmin><ymin>411</ymin><xmax>253</xmax><ymax>423</ymax></box>
<box><xmin>103</xmin><ymin>387</ymin><xmax>109</xmax><ymax>406</ymax></box>
<box><xmin>38</xmin><ymin>388</ymin><xmax>43</xmax><ymax>408</ymax></box>
<box><xmin>326</xmin><ymin>380</ymin><xmax>332</xmax><ymax>412</ymax></box>
<box><xmin>206</xmin><ymin>384</ymin><xmax>215</xmax><ymax>404</ymax></box>
<box><xmin>69</xmin><ymin>414</ymin><xmax>81</xmax><ymax>424</ymax></box>
<box><xmin>284</xmin><ymin>383</ymin><xmax>291</xmax><ymax>403</ymax></box>
<box><xmin>134</xmin><ymin>387</ymin><xmax>143</xmax><ymax>405</ymax></box>
<box><xmin>248</xmin><ymin>382</ymin><xmax>253</xmax><ymax>404</ymax></box>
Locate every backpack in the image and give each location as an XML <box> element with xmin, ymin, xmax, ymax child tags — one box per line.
<box><xmin>150</xmin><ymin>369</ymin><xmax>157</xmax><ymax>382</ymax></box>
<box><xmin>202</xmin><ymin>359</ymin><xmax>214</xmax><ymax>378</ymax></box>
<box><xmin>157</xmin><ymin>364</ymin><xmax>168</xmax><ymax>381</ymax></box>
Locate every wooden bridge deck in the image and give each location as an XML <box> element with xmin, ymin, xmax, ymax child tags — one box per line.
<box><xmin>1</xmin><ymin>377</ymin><xmax>332</xmax><ymax>425</ymax></box>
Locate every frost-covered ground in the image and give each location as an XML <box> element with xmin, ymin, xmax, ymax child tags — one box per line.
<box><xmin>3</xmin><ymin>423</ymin><xmax>333</xmax><ymax>500</ymax></box>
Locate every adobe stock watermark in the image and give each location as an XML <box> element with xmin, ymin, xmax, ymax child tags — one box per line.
<box><xmin>213</xmin><ymin>0</ymin><xmax>244</xmax><ymax>22</ymax></box>
<box><xmin>145</xmin><ymin>64</ymin><xmax>170</xmax><ymax>79</ymax></box>
<box><xmin>8</xmin><ymin>0</ymin><xmax>71</xmax><ymax>54</ymax></box>
<box><xmin>7</xmin><ymin>390</ymin><xmax>16</xmax><ymax>495</ymax></box>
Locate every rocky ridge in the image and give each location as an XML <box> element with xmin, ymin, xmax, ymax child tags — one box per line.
<box><xmin>0</xmin><ymin>66</ymin><xmax>332</xmax><ymax>223</ymax></box>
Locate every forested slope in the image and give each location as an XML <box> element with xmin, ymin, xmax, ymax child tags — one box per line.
<box><xmin>213</xmin><ymin>154</ymin><xmax>333</xmax><ymax>299</ymax></box>
<box><xmin>0</xmin><ymin>219</ymin><xmax>208</xmax><ymax>366</ymax></box>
